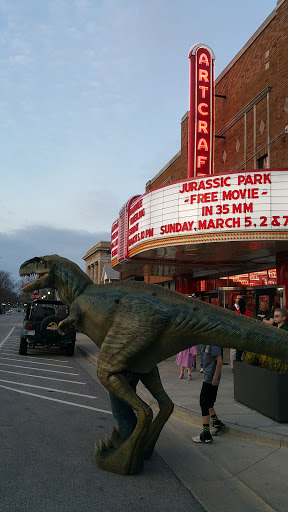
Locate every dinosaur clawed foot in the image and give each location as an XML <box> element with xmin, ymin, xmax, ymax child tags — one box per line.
<box><xmin>95</xmin><ymin>427</ymin><xmax>121</xmax><ymax>461</ymax></box>
<box><xmin>110</xmin><ymin>426</ymin><xmax>122</xmax><ymax>448</ymax></box>
<box><xmin>95</xmin><ymin>426</ymin><xmax>144</xmax><ymax>475</ymax></box>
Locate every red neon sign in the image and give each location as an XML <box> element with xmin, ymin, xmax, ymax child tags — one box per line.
<box><xmin>188</xmin><ymin>44</ymin><xmax>215</xmax><ymax>178</ymax></box>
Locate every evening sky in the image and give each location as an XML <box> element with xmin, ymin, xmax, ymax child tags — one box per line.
<box><xmin>0</xmin><ymin>0</ymin><xmax>278</xmax><ymax>280</ymax></box>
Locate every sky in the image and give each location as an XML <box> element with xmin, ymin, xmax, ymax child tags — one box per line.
<box><xmin>0</xmin><ymin>0</ymin><xmax>278</xmax><ymax>282</ymax></box>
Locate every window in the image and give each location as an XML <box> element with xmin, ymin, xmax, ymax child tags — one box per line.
<box><xmin>257</xmin><ymin>153</ymin><xmax>268</xmax><ymax>169</ymax></box>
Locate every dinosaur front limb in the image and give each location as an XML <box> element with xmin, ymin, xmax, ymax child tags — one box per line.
<box><xmin>57</xmin><ymin>303</ymin><xmax>80</xmax><ymax>335</ymax></box>
<box><xmin>96</xmin><ymin>372</ymin><xmax>153</xmax><ymax>475</ymax></box>
<box><xmin>140</xmin><ymin>366</ymin><xmax>174</xmax><ymax>459</ymax></box>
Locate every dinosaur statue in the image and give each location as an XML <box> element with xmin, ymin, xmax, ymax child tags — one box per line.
<box><xmin>19</xmin><ymin>255</ymin><xmax>288</xmax><ymax>475</ymax></box>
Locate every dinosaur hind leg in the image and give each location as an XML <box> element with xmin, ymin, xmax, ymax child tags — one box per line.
<box><xmin>140</xmin><ymin>366</ymin><xmax>174</xmax><ymax>460</ymax></box>
<box><xmin>96</xmin><ymin>370</ymin><xmax>153</xmax><ymax>475</ymax></box>
<box><xmin>95</xmin><ymin>297</ymin><xmax>170</xmax><ymax>474</ymax></box>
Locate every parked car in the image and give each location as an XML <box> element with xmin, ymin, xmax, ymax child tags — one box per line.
<box><xmin>19</xmin><ymin>299</ymin><xmax>76</xmax><ymax>356</ymax></box>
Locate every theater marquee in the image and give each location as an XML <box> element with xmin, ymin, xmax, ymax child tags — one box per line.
<box><xmin>110</xmin><ymin>43</ymin><xmax>288</xmax><ymax>276</ymax></box>
<box><xmin>111</xmin><ymin>169</ymin><xmax>288</xmax><ymax>267</ymax></box>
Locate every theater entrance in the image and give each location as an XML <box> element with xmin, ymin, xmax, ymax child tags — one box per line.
<box><xmin>201</xmin><ymin>287</ymin><xmax>250</xmax><ymax>309</ymax></box>
<box><xmin>248</xmin><ymin>285</ymin><xmax>285</xmax><ymax>312</ymax></box>
<box><xmin>200</xmin><ymin>285</ymin><xmax>285</xmax><ymax>317</ymax></box>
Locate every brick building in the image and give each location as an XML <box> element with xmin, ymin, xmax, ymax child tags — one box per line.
<box><xmin>147</xmin><ymin>0</ymin><xmax>288</xmax><ymax>192</ymax></box>
<box><xmin>111</xmin><ymin>0</ymin><xmax>288</xmax><ymax>311</ymax></box>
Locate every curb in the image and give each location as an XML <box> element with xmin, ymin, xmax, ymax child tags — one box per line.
<box><xmin>138</xmin><ymin>385</ymin><xmax>288</xmax><ymax>449</ymax></box>
<box><xmin>76</xmin><ymin>344</ymin><xmax>98</xmax><ymax>366</ymax></box>
<box><xmin>76</xmin><ymin>343</ymin><xmax>288</xmax><ymax>449</ymax></box>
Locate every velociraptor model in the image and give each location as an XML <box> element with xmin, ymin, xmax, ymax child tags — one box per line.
<box><xmin>20</xmin><ymin>255</ymin><xmax>288</xmax><ymax>475</ymax></box>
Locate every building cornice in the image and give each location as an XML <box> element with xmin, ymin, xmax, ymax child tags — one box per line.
<box><xmin>83</xmin><ymin>241</ymin><xmax>111</xmax><ymax>261</ymax></box>
<box><xmin>215</xmin><ymin>2</ymin><xmax>280</xmax><ymax>84</ymax></box>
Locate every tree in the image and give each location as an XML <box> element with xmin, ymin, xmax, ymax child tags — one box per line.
<box><xmin>17</xmin><ymin>276</ymin><xmax>34</xmax><ymax>304</ymax></box>
<box><xmin>0</xmin><ymin>270</ymin><xmax>18</xmax><ymax>309</ymax></box>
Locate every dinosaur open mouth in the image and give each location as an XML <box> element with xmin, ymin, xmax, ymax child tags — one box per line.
<box><xmin>21</xmin><ymin>273</ymin><xmax>49</xmax><ymax>291</ymax></box>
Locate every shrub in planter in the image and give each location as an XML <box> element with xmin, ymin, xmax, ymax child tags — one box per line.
<box><xmin>243</xmin><ymin>352</ymin><xmax>288</xmax><ymax>373</ymax></box>
<box><xmin>234</xmin><ymin>353</ymin><xmax>288</xmax><ymax>422</ymax></box>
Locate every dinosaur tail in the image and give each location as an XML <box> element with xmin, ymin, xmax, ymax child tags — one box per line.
<box><xmin>184</xmin><ymin>300</ymin><xmax>288</xmax><ymax>362</ymax></box>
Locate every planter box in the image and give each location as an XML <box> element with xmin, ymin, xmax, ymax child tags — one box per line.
<box><xmin>234</xmin><ymin>361</ymin><xmax>288</xmax><ymax>423</ymax></box>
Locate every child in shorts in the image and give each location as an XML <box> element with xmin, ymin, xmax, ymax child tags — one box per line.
<box><xmin>192</xmin><ymin>345</ymin><xmax>225</xmax><ymax>443</ymax></box>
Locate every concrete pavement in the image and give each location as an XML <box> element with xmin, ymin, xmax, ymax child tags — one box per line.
<box><xmin>76</xmin><ymin>332</ymin><xmax>288</xmax><ymax>511</ymax></box>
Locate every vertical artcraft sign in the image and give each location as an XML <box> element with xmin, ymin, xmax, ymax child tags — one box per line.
<box><xmin>188</xmin><ymin>44</ymin><xmax>215</xmax><ymax>178</ymax></box>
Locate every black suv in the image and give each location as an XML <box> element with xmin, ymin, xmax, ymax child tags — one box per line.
<box><xmin>19</xmin><ymin>299</ymin><xmax>76</xmax><ymax>356</ymax></box>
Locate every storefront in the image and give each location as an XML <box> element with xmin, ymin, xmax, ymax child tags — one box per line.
<box><xmin>111</xmin><ymin>167</ymin><xmax>288</xmax><ymax>310</ymax></box>
<box><xmin>110</xmin><ymin>2</ymin><xmax>288</xmax><ymax>315</ymax></box>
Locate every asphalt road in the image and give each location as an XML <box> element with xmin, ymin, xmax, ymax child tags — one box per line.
<box><xmin>0</xmin><ymin>312</ymin><xmax>205</xmax><ymax>512</ymax></box>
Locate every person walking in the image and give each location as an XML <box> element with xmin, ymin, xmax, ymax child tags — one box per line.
<box><xmin>176</xmin><ymin>346</ymin><xmax>197</xmax><ymax>380</ymax></box>
<box><xmin>192</xmin><ymin>345</ymin><xmax>225</xmax><ymax>443</ymax></box>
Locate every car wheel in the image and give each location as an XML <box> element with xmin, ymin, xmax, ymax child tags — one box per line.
<box><xmin>65</xmin><ymin>342</ymin><xmax>75</xmax><ymax>356</ymax></box>
<box><xmin>19</xmin><ymin>337</ymin><xmax>27</xmax><ymax>355</ymax></box>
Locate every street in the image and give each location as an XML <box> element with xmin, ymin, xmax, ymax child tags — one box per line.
<box><xmin>0</xmin><ymin>312</ymin><xmax>205</xmax><ymax>512</ymax></box>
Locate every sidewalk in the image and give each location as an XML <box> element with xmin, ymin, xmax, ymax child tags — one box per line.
<box><xmin>152</xmin><ymin>361</ymin><xmax>288</xmax><ymax>512</ymax></box>
<box><xmin>76</xmin><ymin>332</ymin><xmax>288</xmax><ymax>447</ymax></box>
<box><xmin>76</xmin><ymin>332</ymin><xmax>288</xmax><ymax>511</ymax></box>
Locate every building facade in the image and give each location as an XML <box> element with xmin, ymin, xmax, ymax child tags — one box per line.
<box><xmin>147</xmin><ymin>0</ymin><xmax>288</xmax><ymax>190</ymax></box>
<box><xmin>83</xmin><ymin>241</ymin><xmax>112</xmax><ymax>285</ymax></box>
<box><xmin>111</xmin><ymin>0</ymin><xmax>288</xmax><ymax>311</ymax></box>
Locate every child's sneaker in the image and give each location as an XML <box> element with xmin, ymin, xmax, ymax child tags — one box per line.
<box><xmin>187</xmin><ymin>375</ymin><xmax>192</xmax><ymax>381</ymax></box>
<box><xmin>199</xmin><ymin>367</ymin><xmax>203</xmax><ymax>373</ymax></box>
<box><xmin>192</xmin><ymin>431</ymin><xmax>213</xmax><ymax>443</ymax></box>
<box><xmin>211</xmin><ymin>420</ymin><xmax>225</xmax><ymax>435</ymax></box>
<box><xmin>179</xmin><ymin>373</ymin><xmax>184</xmax><ymax>379</ymax></box>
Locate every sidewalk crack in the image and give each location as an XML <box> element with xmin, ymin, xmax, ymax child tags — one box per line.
<box><xmin>233</xmin><ymin>445</ymin><xmax>281</xmax><ymax>477</ymax></box>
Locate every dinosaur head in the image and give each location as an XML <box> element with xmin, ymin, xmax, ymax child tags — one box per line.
<box><xmin>19</xmin><ymin>255</ymin><xmax>59</xmax><ymax>292</ymax></box>
<box><xmin>19</xmin><ymin>254</ymin><xmax>93</xmax><ymax>304</ymax></box>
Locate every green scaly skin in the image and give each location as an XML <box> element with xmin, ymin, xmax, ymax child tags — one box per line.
<box><xmin>20</xmin><ymin>254</ymin><xmax>288</xmax><ymax>475</ymax></box>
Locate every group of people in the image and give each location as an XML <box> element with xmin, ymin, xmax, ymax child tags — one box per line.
<box><xmin>175</xmin><ymin>294</ymin><xmax>288</xmax><ymax>444</ymax></box>
<box><xmin>258</xmin><ymin>300</ymin><xmax>288</xmax><ymax>330</ymax></box>
<box><xmin>230</xmin><ymin>294</ymin><xmax>288</xmax><ymax>367</ymax></box>
<box><xmin>110</xmin><ymin>294</ymin><xmax>288</xmax><ymax>447</ymax></box>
